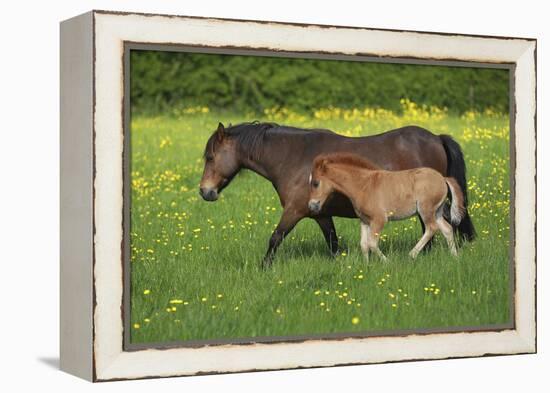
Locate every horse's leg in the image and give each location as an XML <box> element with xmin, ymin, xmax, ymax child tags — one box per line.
<box><xmin>457</xmin><ymin>210</ymin><xmax>476</xmax><ymax>242</ymax></box>
<box><xmin>436</xmin><ymin>214</ymin><xmax>458</xmax><ymax>257</ymax></box>
<box><xmin>441</xmin><ymin>202</ymin><xmax>467</xmax><ymax>246</ymax></box>
<box><xmin>314</xmin><ymin>216</ymin><xmax>339</xmax><ymax>256</ymax></box>
<box><xmin>262</xmin><ymin>209</ymin><xmax>302</xmax><ymax>268</ymax></box>
<box><xmin>359</xmin><ymin>221</ymin><xmax>370</xmax><ymax>262</ymax></box>
<box><xmin>445</xmin><ymin>200</ymin><xmax>476</xmax><ymax>243</ymax></box>
<box><xmin>409</xmin><ymin>211</ymin><xmax>437</xmax><ymax>259</ymax></box>
<box><xmin>367</xmin><ymin>218</ymin><xmax>387</xmax><ymax>262</ymax></box>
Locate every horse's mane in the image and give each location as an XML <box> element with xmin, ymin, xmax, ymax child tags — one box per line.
<box><xmin>204</xmin><ymin>121</ymin><xmax>278</xmax><ymax>160</ymax></box>
<box><xmin>314</xmin><ymin>153</ymin><xmax>380</xmax><ymax>171</ymax></box>
<box><xmin>205</xmin><ymin>121</ymin><xmax>340</xmax><ymax>161</ymax></box>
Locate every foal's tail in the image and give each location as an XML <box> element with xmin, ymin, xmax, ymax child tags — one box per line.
<box><xmin>445</xmin><ymin>177</ymin><xmax>466</xmax><ymax>225</ymax></box>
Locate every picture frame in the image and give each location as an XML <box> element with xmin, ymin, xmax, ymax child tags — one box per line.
<box><xmin>60</xmin><ymin>10</ymin><xmax>536</xmax><ymax>382</ymax></box>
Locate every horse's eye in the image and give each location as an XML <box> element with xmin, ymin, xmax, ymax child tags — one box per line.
<box><xmin>312</xmin><ymin>180</ymin><xmax>319</xmax><ymax>188</ymax></box>
<box><xmin>205</xmin><ymin>156</ymin><xmax>214</xmax><ymax>163</ymax></box>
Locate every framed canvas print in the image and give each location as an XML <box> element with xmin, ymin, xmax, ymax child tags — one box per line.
<box><xmin>60</xmin><ymin>10</ymin><xmax>537</xmax><ymax>382</ymax></box>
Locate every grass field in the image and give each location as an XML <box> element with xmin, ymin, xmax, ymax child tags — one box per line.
<box><xmin>129</xmin><ymin>101</ymin><xmax>511</xmax><ymax>344</ymax></box>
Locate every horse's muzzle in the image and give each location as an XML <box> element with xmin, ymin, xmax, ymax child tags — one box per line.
<box><xmin>199</xmin><ymin>187</ymin><xmax>218</xmax><ymax>201</ymax></box>
<box><xmin>308</xmin><ymin>200</ymin><xmax>321</xmax><ymax>214</ymax></box>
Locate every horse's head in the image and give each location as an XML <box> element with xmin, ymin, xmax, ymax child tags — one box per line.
<box><xmin>308</xmin><ymin>156</ymin><xmax>335</xmax><ymax>214</ymax></box>
<box><xmin>199</xmin><ymin>122</ymin><xmax>241</xmax><ymax>201</ymax></box>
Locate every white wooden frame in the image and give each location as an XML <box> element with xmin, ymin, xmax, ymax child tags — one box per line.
<box><xmin>60</xmin><ymin>10</ymin><xmax>536</xmax><ymax>382</ymax></box>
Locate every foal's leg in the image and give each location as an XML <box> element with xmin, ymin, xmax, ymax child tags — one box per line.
<box><xmin>417</xmin><ymin>214</ymin><xmax>433</xmax><ymax>251</ymax></box>
<box><xmin>314</xmin><ymin>216</ymin><xmax>339</xmax><ymax>256</ymax></box>
<box><xmin>409</xmin><ymin>225</ymin><xmax>436</xmax><ymax>258</ymax></box>
<box><xmin>436</xmin><ymin>214</ymin><xmax>458</xmax><ymax>257</ymax></box>
<box><xmin>359</xmin><ymin>221</ymin><xmax>370</xmax><ymax>261</ymax></box>
<box><xmin>409</xmin><ymin>208</ymin><xmax>438</xmax><ymax>259</ymax></box>
<box><xmin>263</xmin><ymin>208</ymin><xmax>303</xmax><ymax>268</ymax></box>
<box><xmin>367</xmin><ymin>218</ymin><xmax>387</xmax><ymax>261</ymax></box>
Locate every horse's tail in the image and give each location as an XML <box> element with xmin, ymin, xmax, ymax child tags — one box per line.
<box><xmin>440</xmin><ymin>134</ymin><xmax>476</xmax><ymax>240</ymax></box>
<box><xmin>445</xmin><ymin>177</ymin><xmax>466</xmax><ymax>225</ymax></box>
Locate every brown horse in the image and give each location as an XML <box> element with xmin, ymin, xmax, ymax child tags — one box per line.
<box><xmin>199</xmin><ymin>122</ymin><xmax>475</xmax><ymax>267</ymax></box>
<box><xmin>308</xmin><ymin>153</ymin><xmax>465</xmax><ymax>260</ymax></box>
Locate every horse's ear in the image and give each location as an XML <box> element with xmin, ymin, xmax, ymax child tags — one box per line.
<box><xmin>319</xmin><ymin>158</ymin><xmax>329</xmax><ymax>172</ymax></box>
<box><xmin>216</xmin><ymin>122</ymin><xmax>225</xmax><ymax>142</ymax></box>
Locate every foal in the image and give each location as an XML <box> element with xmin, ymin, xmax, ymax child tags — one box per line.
<box><xmin>308</xmin><ymin>153</ymin><xmax>465</xmax><ymax>260</ymax></box>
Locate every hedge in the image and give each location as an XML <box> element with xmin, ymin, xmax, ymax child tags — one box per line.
<box><xmin>130</xmin><ymin>50</ymin><xmax>509</xmax><ymax>115</ymax></box>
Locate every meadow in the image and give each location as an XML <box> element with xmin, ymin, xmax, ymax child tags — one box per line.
<box><xmin>129</xmin><ymin>100</ymin><xmax>511</xmax><ymax>345</ymax></box>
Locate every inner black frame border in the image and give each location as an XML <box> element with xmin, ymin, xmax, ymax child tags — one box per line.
<box><xmin>121</xmin><ymin>42</ymin><xmax>517</xmax><ymax>352</ymax></box>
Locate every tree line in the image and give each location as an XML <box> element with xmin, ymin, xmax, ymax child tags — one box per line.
<box><xmin>130</xmin><ymin>50</ymin><xmax>509</xmax><ymax>115</ymax></box>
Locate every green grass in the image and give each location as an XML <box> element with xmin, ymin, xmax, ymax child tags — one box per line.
<box><xmin>129</xmin><ymin>104</ymin><xmax>511</xmax><ymax>344</ymax></box>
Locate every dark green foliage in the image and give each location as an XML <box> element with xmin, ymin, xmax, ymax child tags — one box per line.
<box><xmin>130</xmin><ymin>50</ymin><xmax>509</xmax><ymax>115</ymax></box>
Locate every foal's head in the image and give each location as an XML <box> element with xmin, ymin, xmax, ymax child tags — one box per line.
<box><xmin>199</xmin><ymin>122</ymin><xmax>240</xmax><ymax>201</ymax></box>
<box><xmin>308</xmin><ymin>153</ymin><xmax>379</xmax><ymax>214</ymax></box>
<box><xmin>307</xmin><ymin>156</ymin><xmax>336</xmax><ymax>214</ymax></box>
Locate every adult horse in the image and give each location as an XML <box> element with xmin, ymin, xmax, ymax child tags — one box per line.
<box><xmin>199</xmin><ymin>122</ymin><xmax>475</xmax><ymax>267</ymax></box>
